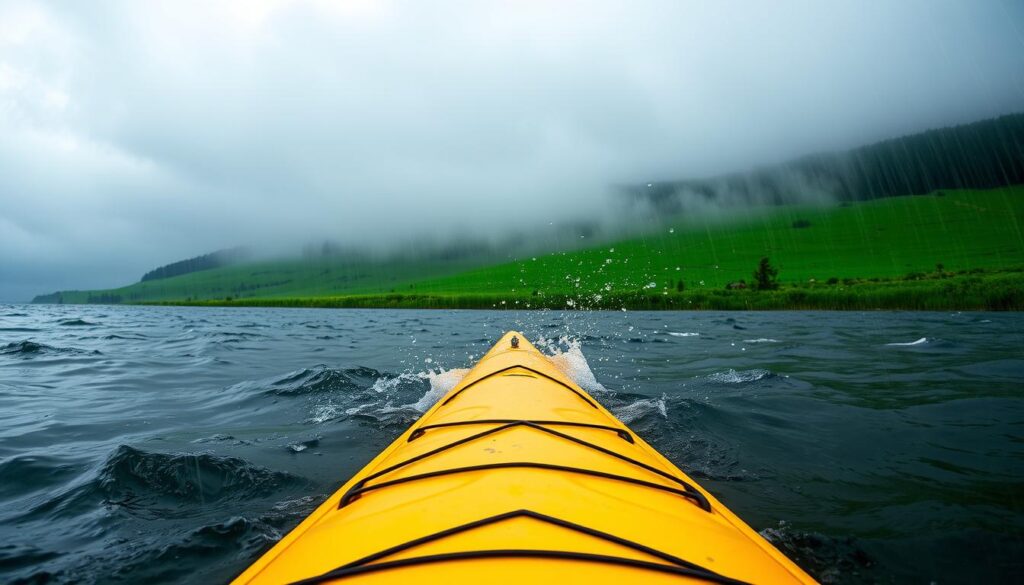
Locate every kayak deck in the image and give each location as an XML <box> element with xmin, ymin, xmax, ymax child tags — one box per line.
<box><xmin>233</xmin><ymin>332</ymin><xmax>816</xmax><ymax>584</ymax></box>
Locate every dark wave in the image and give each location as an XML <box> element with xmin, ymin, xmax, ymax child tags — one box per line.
<box><xmin>104</xmin><ymin>517</ymin><xmax>282</xmax><ymax>583</ymax></box>
<box><xmin>0</xmin><ymin>544</ymin><xmax>61</xmax><ymax>577</ymax></box>
<box><xmin>96</xmin><ymin>446</ymin><xmax>302</xmax><ymax>505</ymax></box>
<box><xmin>761</xmin><ymin>522</ymin><xmax>877</xmax><ymax>584</ymax></box>
<box><xmin>285</xmin><ymin>366</ymin><xmax>432</xmax><ymax>430</ymax></box>
<box><xmin>57</xmin><ymin>318</ymin><xmax>98</xmax><ymax>327</ymax></box>
<box><xmin>27</xmin><ymin>446</ymin><xmax>304</xmax><ymax>521</ymax></box>
<box><xmin>605</xmin><ymin>391</ymin><xmax>759</xmax><ymax>481</ymax></box>
<box><xmin>266</xmin><ymin>365</ymin><xmax>383</xmax><ymax>396</ymax></box>
<box><xmin>84</xmin><ymin>497</ymin><xmax>318</xmax><ymax>584</ymax></box>
<box><xmin>2</xmin><ymin>340</ymin><xmax>51</xmax><ymax>355</ymax></box>
<box><xmin>0</xmin><ymin>340</ymin><xmax>98</xmax><ymax>357</ymax></box>
<box><xmin>210</xmin><ymin>331</ymin><xmax>267</xmax><ymax>339</ymax></box>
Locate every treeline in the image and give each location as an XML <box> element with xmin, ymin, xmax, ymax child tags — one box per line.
<box><xmin>32</xmin><ymin>292</ymin><xmax>64</xmax><ymax>304</ymax></box>
<box><xmin>630</xmin><ymin>112</ymin><xmax>1024</xmax><ymax>212</ymax></box>
<box><xmin>140</xmin><ymin>247</ymin><xmax>249</xmax><ymax>282</ymax></box>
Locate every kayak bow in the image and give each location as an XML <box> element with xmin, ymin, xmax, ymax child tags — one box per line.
<box><xmin>233</xmin><ymin>331</ymin><xmax>816</xmax><ymax>584</ymax></box>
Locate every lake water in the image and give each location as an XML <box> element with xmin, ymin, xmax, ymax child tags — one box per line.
<box><xmin>1</xmin><ymin>305</ymin><xmax>1022</xmax><ymax>584</ymax></box>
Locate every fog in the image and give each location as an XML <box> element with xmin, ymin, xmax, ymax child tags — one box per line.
<box><xmin>2</xmin><ymin>0</ymin><xmax>1023</xmax><ymax>300</ymax></box>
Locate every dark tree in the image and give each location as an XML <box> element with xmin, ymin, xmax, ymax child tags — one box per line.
<box><xmin>753</xmin><ymin>257</ymin><xmax>779</xmax><ymax>291</ymax></box>
<box><xmin>140</xmin><ymin>247</ymin><xmax>249</xmax><ymax>282</ymax></box>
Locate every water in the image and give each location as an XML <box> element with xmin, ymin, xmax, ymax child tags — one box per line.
<box><xmin>1</xmin><ymin>305</ymin><xmax>1022</xmax><ymax>584</ymax></box>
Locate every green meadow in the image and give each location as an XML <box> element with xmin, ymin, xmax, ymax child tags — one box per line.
<box><xmin>407</xmin><ymin>187</ymin><xmax>1024</xmax><ymax>295</ymax></box>
<box><xmin>38</xmin><ymin>186</ymin><xmax>1024</xmax><ymax>310</ymax></box>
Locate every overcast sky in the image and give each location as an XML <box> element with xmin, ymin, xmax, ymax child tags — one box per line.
<box><xmin>2</xmin><ymin>0</ymin><xmax>1023</xmax><ymax>301</ymax></box>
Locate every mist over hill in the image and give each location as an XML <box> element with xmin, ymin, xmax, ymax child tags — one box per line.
<box><xmin>626</xmin><ymin>113</ymin><xmax>1024</xmax><ymax>215</ymax></box>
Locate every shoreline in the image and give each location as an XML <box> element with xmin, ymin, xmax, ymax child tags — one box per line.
<box><xmin>35</xmin><ymin>270</ymin><xmax>1024</xmax><ymax>311</ymax></box>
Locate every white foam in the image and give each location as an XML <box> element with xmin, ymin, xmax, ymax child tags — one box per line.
<box><xmin>613</xmin><ymin>395</ymin><xmax>668</xmax><ymax>424</ymax></box>
<box><xmin>886</xmin><ymin>337</ymin><xmax>927</xmax><ymax>346</ymax></box>
<box><xmin>743</xmin><ymin>338</ymin><xmax>779</xmax><ymax>343</ymax></box>
<box><xmin>535</xmin><ymin>336</ymin><xmax>607</xmax><ymax>393</ymax></box>
<box><xmin>668</xmin><ymin>332</ymin><xmax>699</xmax><ymax>337</ymax></box>
<box><xmin>411</xmin><ymin>367</ymin><xmax>470</xmax><ymax>411</ymax></box>
<box><xmin>371</xmin><ymin>372</ymin><xmax>422</xmax><ymax>393</ymax></box>
<box><xmin>708</xmin><ymin>369</ymin><xmax>771</xmax><ymax>383</ymax></box>
<box><xmin>309</xmin><ymin>403</ymin><xmax>345</xmax><ymax>424</ymax></box>
<box><xmin>406</xmin><ymin>335</ymin><xmax>608</xmax><ymax>412</ymax></box>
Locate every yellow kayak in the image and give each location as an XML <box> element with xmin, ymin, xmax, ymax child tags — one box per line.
<box><xmin>233</xmin><ymin>332</ymin><xmax>816</xmax><ymax>584</ymax></box>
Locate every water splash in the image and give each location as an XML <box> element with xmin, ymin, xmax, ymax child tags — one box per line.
<box><xmin>410</xmin><ymin>368</ymin><xmax>470</xmax><ymax>411</ymax></box>
<box><xmin>612</xmin><ymin>395</ymin><xmax>668</xmax><ymax>424</ymax></box>
<box><xmin>535</xmin><ymin>336</ymin><xmax>607</xmax><ymax>393</ymax></box>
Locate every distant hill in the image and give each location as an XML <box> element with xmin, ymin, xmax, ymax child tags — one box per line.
<box><xmin>31</xmin><ymin>186</ymin><xmax>1024</xmax><ymax>306</ymax></box>
<box><xmin>140</xmin><ymin>248</ymin><xmax>250</xmax><ymax>282</ymax></box>
<box><xmin>627</xmin><ymin>113</ymin><xmax>1024</xmax><ymax>213</ymax></box>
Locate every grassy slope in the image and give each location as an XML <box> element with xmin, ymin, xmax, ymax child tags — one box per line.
<box><xmin>47</xmin><ymin>256</ymin><xmax>484</xmax><ymax>304</ymax></box>
<box><xmin>406</xmin><ymin>187</ymin><xmax>1024</xmax><ymax>296</ymax></box>
<box><xmin>44</xmin><ymin>186</ymin><xmax>1024</xmax><ymax>308</ymax></box>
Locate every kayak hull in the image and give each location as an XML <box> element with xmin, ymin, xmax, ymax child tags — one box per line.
<box><xmin>233</xmin><ymin>332</ymin><xmax>816</xmax><ymax>584</ymax></box>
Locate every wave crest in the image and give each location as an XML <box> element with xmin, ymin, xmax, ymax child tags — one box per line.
<box><xmin>0</xmin><ymin>340</ymin><xmax>98</xmax><ymax>357</ymax></box>
<box><xmin>96</xmin><ymin>445</ymin><xmax>301</xmax><ymax>506</ymax></box>
<box><xmin>612</xmin><ymin>395</ymin><xmax>668</xmax><ymax>424</ymax></box>
<box><xmin>266</xmin><ymin>365</ymin><xmax>383</xmax><ymax>396</ymax></box>
<box><xmin>535</xmin><ymin>336</ymin><xmax>607</xmax><ymax>393</ymax></box>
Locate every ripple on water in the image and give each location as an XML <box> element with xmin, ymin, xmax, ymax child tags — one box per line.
<box><xmin>0</xmin><ymin>455</ymin><xmax>86</xmax><ymax>500</ymax></box>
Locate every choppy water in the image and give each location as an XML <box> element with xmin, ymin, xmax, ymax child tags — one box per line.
<box><xmin>1</xmin><ymin>305</ymin><xmax>1022</xmax><ymax>584</ymax></box>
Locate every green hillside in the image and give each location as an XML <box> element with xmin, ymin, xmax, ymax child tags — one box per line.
<box><xmin>35</xmin><ymin>186</ymin><xmax>1024</xmax><ymax>309</ymax></box>
<box><xmin>408</xmin><ymin>187</ymin><xmax>1024</xmax><ymax>296</ymax></box>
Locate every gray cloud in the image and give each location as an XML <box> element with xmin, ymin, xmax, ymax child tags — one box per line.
<box><xmin>2</xmin><ymin>0</ymin><xmax>1023</xmax><ymax>300</ymax></box>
